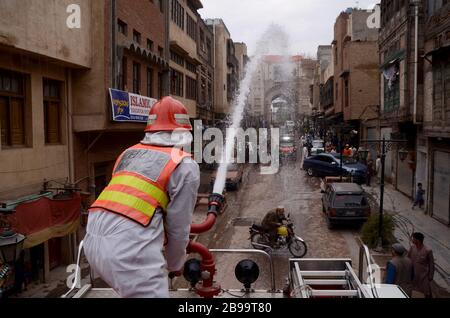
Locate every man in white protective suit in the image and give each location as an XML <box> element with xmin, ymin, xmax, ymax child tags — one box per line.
<box><xmin>84</xmin><ymin>96</ymin><xmax>200</xmax><ymax>298</ymax></box>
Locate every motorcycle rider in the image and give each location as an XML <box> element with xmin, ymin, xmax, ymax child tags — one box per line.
<box><xmin>261</xmin><ymin>206</ymin><xmax>288</xmax><ymax>245</ymax></box>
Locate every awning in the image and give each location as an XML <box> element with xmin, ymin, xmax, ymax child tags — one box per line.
<box><xmin>7</xmin><ymin>193</ymin><xmax>81</xmax><ymax>248</ymax></box>
<box><xmin>424</xmin><ymin>43</ymin><xmax>450</xmax><ymax>59</ymax></box>
<box><xmin>380</xmin><ymin>49</ymin><xmax>406</xmax><ymax>70</ymax></box>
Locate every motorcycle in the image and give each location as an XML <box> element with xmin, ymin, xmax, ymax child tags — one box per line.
<box><xmin>249</xmin><ymin>216</ymin><xmax>307</xmax><ymax>258</ymax></box>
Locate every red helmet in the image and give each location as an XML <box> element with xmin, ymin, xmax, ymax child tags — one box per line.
<box><xmin>145</xmin><ymin>96</ymin><xmax>192</xmax><ymax>132</ymax></box>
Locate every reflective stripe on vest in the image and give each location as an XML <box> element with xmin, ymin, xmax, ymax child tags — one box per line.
<box><xmin>90</xmin><ymin>144</ymin><xmax>190</xmax><ymax>227</ymax></box>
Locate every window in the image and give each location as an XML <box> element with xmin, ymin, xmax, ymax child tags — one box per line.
<box><xmin>187</xmin><ymin>14</ymin><xmax>197</xmax><ymax>40</ymax></box>
<box><xmin>0</xmin><ymin>69</ymin><xmax>26</xmax><ymax>147</ymax></box>
<box><xmin>186</xmin><ymin>61</ymin><xmax>197</xmax><ymax>73</ymax></box>
<box><xmin>158</xmin><ymin>72</ymin><xmax>164</xmax><ymax>99</ymax></box>
<box><xmin>118</xmin><ymin>19</ymin><xmax>127</xmax><ymax>36</ymax></box>
<box><xmin>433</xmin><ymin>52</ymin><xmax>450</xmax><ymax>121</ymax></box>
<box><xmin>186</xmin><ymin>76</ymin><xmax>197</xmax><ymax>100</ymax></box>
<box><xmin>147</xmin><ymin>39</ymin><xmax>154</xmax><ymax>51</ymax></box>
<box><xmin>158</xmin><ymin>46</ymin><xmax>164</xmax><ymax>58</ymax></box>
<box><xmin>170</xmin><ymin>68</ymin><xmax>184</xmax><ymax>97</ymax></box>
<box><xmin>133</xmin><ymin>62</ymin><xmax>141</xmax><ymax>94</ymax></box>
<box><xmin>171</xmin><ymin>0</ymin><xmax>184</xmax><ymax>30</ymax></box>
<box><xmin>43</xmin><ymin>79</ymin><xmax>62</xmax><ymax>144</ymax></box>
<box><xmin>206</xmin><ymin>39</ymin><xmax>212</xmax><ymax>63</ymax></box>
<box><xmin>147</xmin><ymin>68</ymin><xmax>153</xmax><ymax>98</ymax></box>
<box><xmin>344</xmin><ymin>79</ymin><xmax>349</xmax><ymax>107</ymax></box>
<box><xmin>200</xmin><ymin>29</ymin><xmax>205</xmax><ymax>52</ymax></box>
<box><xmin>170</xmin><ymin>50</ymin><xmax>184</xmax><ymax>67</ymax></box>
<box><xmin>335</xmin><ymin>82</ymin><xmax>338</xmax><ymax>101</ymax></box>
<box><xmin>133</xmin><ymin>30</ymin><xmax>141</xmax><ymax>44</ymax></box>
<box><xmin>383</xmin><ymin>65</ymin><xmax>400</xmax><ymax>112</ymax></box>
<box><xmin>159</xmin><ymin>0</ymin><xmax>164</xmax><ymax>13</ymax></box>
<box><xmin>119</xmin><ymin>56</ymin><xmax>127</xmax><ymax>91</ymax></box>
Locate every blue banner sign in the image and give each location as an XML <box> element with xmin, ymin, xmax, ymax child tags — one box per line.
<box><xmin>109</xmin><ymin>88</ymin><xmax>157</xmax><ymax>123</ymax></box>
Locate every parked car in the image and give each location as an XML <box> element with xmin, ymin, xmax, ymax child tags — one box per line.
<box><xmin>322</xmin><ymin>183</ymin><xmax>371</xmax><ymax>229</ymax></box>
<box><xmin>302</xmin><ymin>153</ymin><xmax>367</xmax><ymax>184</ymax></box>
<box><xmin>311</xmin><ymin>140</ymin><xmax>325</xmax><ymax>154</ymax></box>
<box><xmin>211</xmin><ymin>163</ymin><xmax>244</xmax><ymax>191</ymax></box>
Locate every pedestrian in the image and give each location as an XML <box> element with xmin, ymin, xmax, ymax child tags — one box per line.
<box><xmin>366</xmin><ymin>159</ymin><xmax>374</xmax><ymax>187</ymax></box>
<box><xmin>412</xmin><ymin>183</ymin><xmax>425</xmax><ymax>210</ymax></box>
<box><xmin>408</xmin><ymin>232</ymin><xmax>435</xmax><ymax>298</ymax></box>
<box><xmin>83</xmin><ymin>97</ymin><xmax>200</xmax><ymax>298</ymax></box>
<box><xmin>301</xmin><ymin>143</ymin><xmax>309</xmax><ymax>169</ymax></box>
<box><xmin>343</xmin><ymin>144</ymin><xmax>352</xmax><ymax>157</ymax></box>
<box><xmin>375</xmin><ymin>155</ymin><xmax>382</xmax><ymax>184</ymax></box>
<box><xmin>385</xmin><ymin>243</ymin><xmax>414</xmax><ymax>297</ymax></box>
<box><xmin>330</xmin><ymin>146</ymin><xmax>337</xmax><ymax>154</ymax></box>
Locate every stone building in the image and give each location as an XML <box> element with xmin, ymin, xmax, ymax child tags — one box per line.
<box><xmin>378</xmin><ymin>0</ymin><xmax>425</xmax><ymax>197</ymax></box>
<box><xmin>205</xmin><ymin>19</ymin><xmax>239</xmax><ymax>122</ymax></box>
<box><xmin>422</xmin><ymin>0</ymin><xmax>450</xmax><ymax>225</ymax></box>
<box><xmin>331</xmin><ymin>8</ymin><xmax>379</xmax><ymax>147</ymax></box>
<box><xmin>0</xmin><ymin>0</ymin><xmax>99</xmax><ymax>285</ymax></box>
<box><xmin>169</xmin><ymin>0</ymin><xmax>203</xmax><ymax>118</ymax></box>
<box><xmin>197</xmin><ymin>17</ymin><xmax>214</xmax><ymax>125</ymax></box>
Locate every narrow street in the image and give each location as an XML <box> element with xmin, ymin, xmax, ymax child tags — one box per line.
<box><xmin>183</xmin><ymin>148</ymin><xmax>362</xmax><ymax>291</ymax></box>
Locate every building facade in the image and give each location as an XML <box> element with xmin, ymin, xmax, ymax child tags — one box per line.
<box><xmin>0</xmin><ymin>0</ymin><xmax>98</xmax><ymax>285</ymax></box>
<box><xmin>331</xmin><ymin>8</ymin><xmax>379</xmax><ymax>148</ymax></box>
<box><xmin>205</xmin><ymin>19</ymin><xmax>237</xmax><ymax>122</ymax></box>
<box><xmin>169</xmin><ymin>0</ymin><xmax>203</xmax><ymax>118</ymax></box>
<box><xmin>378</xmin><ymin>0</ymin><xmax>425</xmax><ymax>197</ymax></box>
<box><xmin>423</xmin><ymin>0</ymin><xmax>450</xmax><ymax>225</ymax></box>
<box><xmin>197</xmin><ymin>16</ymin><xmax>214</xmax><ymax>125</ymax></box>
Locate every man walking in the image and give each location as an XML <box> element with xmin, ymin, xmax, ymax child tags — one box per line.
<box><xmin>385</xmin><ymin>243</ymin><xmax>414</xmax><ymax>297</ymax></box>
<box><xmin>408</xmin><ymin>232</ymin><xmax>435</xmax><ymax>298</ymax></box>
<box><xmin>84</xmin><ymin>97</ymin><xmax>200</xmax><ymax>298</ymax></box>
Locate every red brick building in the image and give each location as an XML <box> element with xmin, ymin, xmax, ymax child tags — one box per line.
<box><xmin>72</xmin><ymin>0</ymin><xmax>170</xmax><ymax>203</ymax></box>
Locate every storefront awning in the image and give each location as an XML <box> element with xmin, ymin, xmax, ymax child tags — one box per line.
<box><xmin>7</xmin><ymin>193</ymin><xmax>81</xmax><ymax>249</ymax></box>
<box><xmin>380</xmin><ymin>49</ymin><xmax>405</xmax><ymax>70</ymax></box>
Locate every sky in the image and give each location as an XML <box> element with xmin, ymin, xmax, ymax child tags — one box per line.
<box><xmin>199</xmin><ymin>0</ymin><xmax>378</xmax><ymax>57</ymax></box>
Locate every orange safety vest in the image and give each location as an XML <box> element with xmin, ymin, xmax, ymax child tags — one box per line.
<box><xmin>90</xmin><ymin>144</ymin><xmax>191</xmax><ymax>227</ymax></box>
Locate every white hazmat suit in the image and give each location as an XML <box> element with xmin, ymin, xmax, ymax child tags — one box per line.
<box><xmin>84</xmin><ymin>131</ymin><xmax>200</xmax><ymax>298</ymax></box>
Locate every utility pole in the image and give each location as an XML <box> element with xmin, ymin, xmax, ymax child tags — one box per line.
<box><xmin>361</xmin><ymin>138</ymin><xmax>408</xmax><ymax>251</ymax></box>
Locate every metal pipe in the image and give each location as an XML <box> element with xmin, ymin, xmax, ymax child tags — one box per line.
<box><xmin>190</xmin><ymin>213</ymin><xmax>216</xmax><ymax>234</ymax></box>
<box><xmin>413</xmin><ymin>1</ymin><xmax>419</xmax><ymax>124</ymax></box>
<box><xmin>209</xmin><ymin>248</ymin><xmax>276</xmax><ymax>292</ymax></box>
<box><xmin>378</xmin><ymin>137</ymin><xmax>386</xmax><ymax>250</ymax></box>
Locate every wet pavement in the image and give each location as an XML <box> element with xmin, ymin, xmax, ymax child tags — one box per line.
<box><xmin>178</xmin><ymin>150</ymin><xmax>362</xmax><ymax>292</ymax></box>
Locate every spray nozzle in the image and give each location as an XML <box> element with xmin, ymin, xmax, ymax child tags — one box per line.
<box><xmin>207</xmin><ymin>193</ymin><xmax>225</xmax><ymax>216</ymax></box>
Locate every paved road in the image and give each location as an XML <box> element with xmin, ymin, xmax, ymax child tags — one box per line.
<box><xmin>187</xmin><ymin>152</ymin><xmax>362</xmax><ymax>292</ymax></box>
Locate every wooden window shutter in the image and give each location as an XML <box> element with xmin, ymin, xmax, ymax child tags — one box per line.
<box><xmin>10</xmin><ymin>97</ymin><xmax>25</xmax><ymax>146</ymax></box>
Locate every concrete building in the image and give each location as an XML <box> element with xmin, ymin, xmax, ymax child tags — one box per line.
<box><xmin>234</xmin><ymin>42</ymin><xmax>249</xmax><ymax>81</ymax></box>
<box><xmin>197</xmin><ymin>17</ymin><xmax>214</xmax><ymax>125</ymax></box>
<box><xmin>331</xmin><ymin>8</ymin><xmax>379</xmax><ymax>147</ymax></box>
<box><xmin>205</xmin><ymin>19</ymin><xmax>239</xmax><ymax>122</ymax></box>
<box><xmin>0</xmin><ymin>0</ymin><xmax>98</xmax><ymax>285</ymax></box>
<box><xmin>423</xmin><ymin>0</ymin><xmax>450</xmax><ymax>225</ymax></box>
<box><xmin>169</xmin><ymin>0</ymin><xmax>203</xmax><ymax>118</ymax></box>
<box><xmin>311</xmin><ymin>46</ymin><xmax>332</xmax><ymax>134</ymax></box>
<box><xmin>295</xmin><ymin>58</ymin><xmax>316</xmax><ymax>124</ymax></box>
<box><xmin>378</xmin><ymin>0</ymin><xmax>425</xmax><ymax>198</ymax></box>
<box><xmin>73</xmin><ymin>0</ymin><xmax>170</xmax><ymax>205</ymax></box>
<box><xmin>247</xmin><ymin>55</ymin><xmax>315</xmax><ymax>128</ymax></box>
